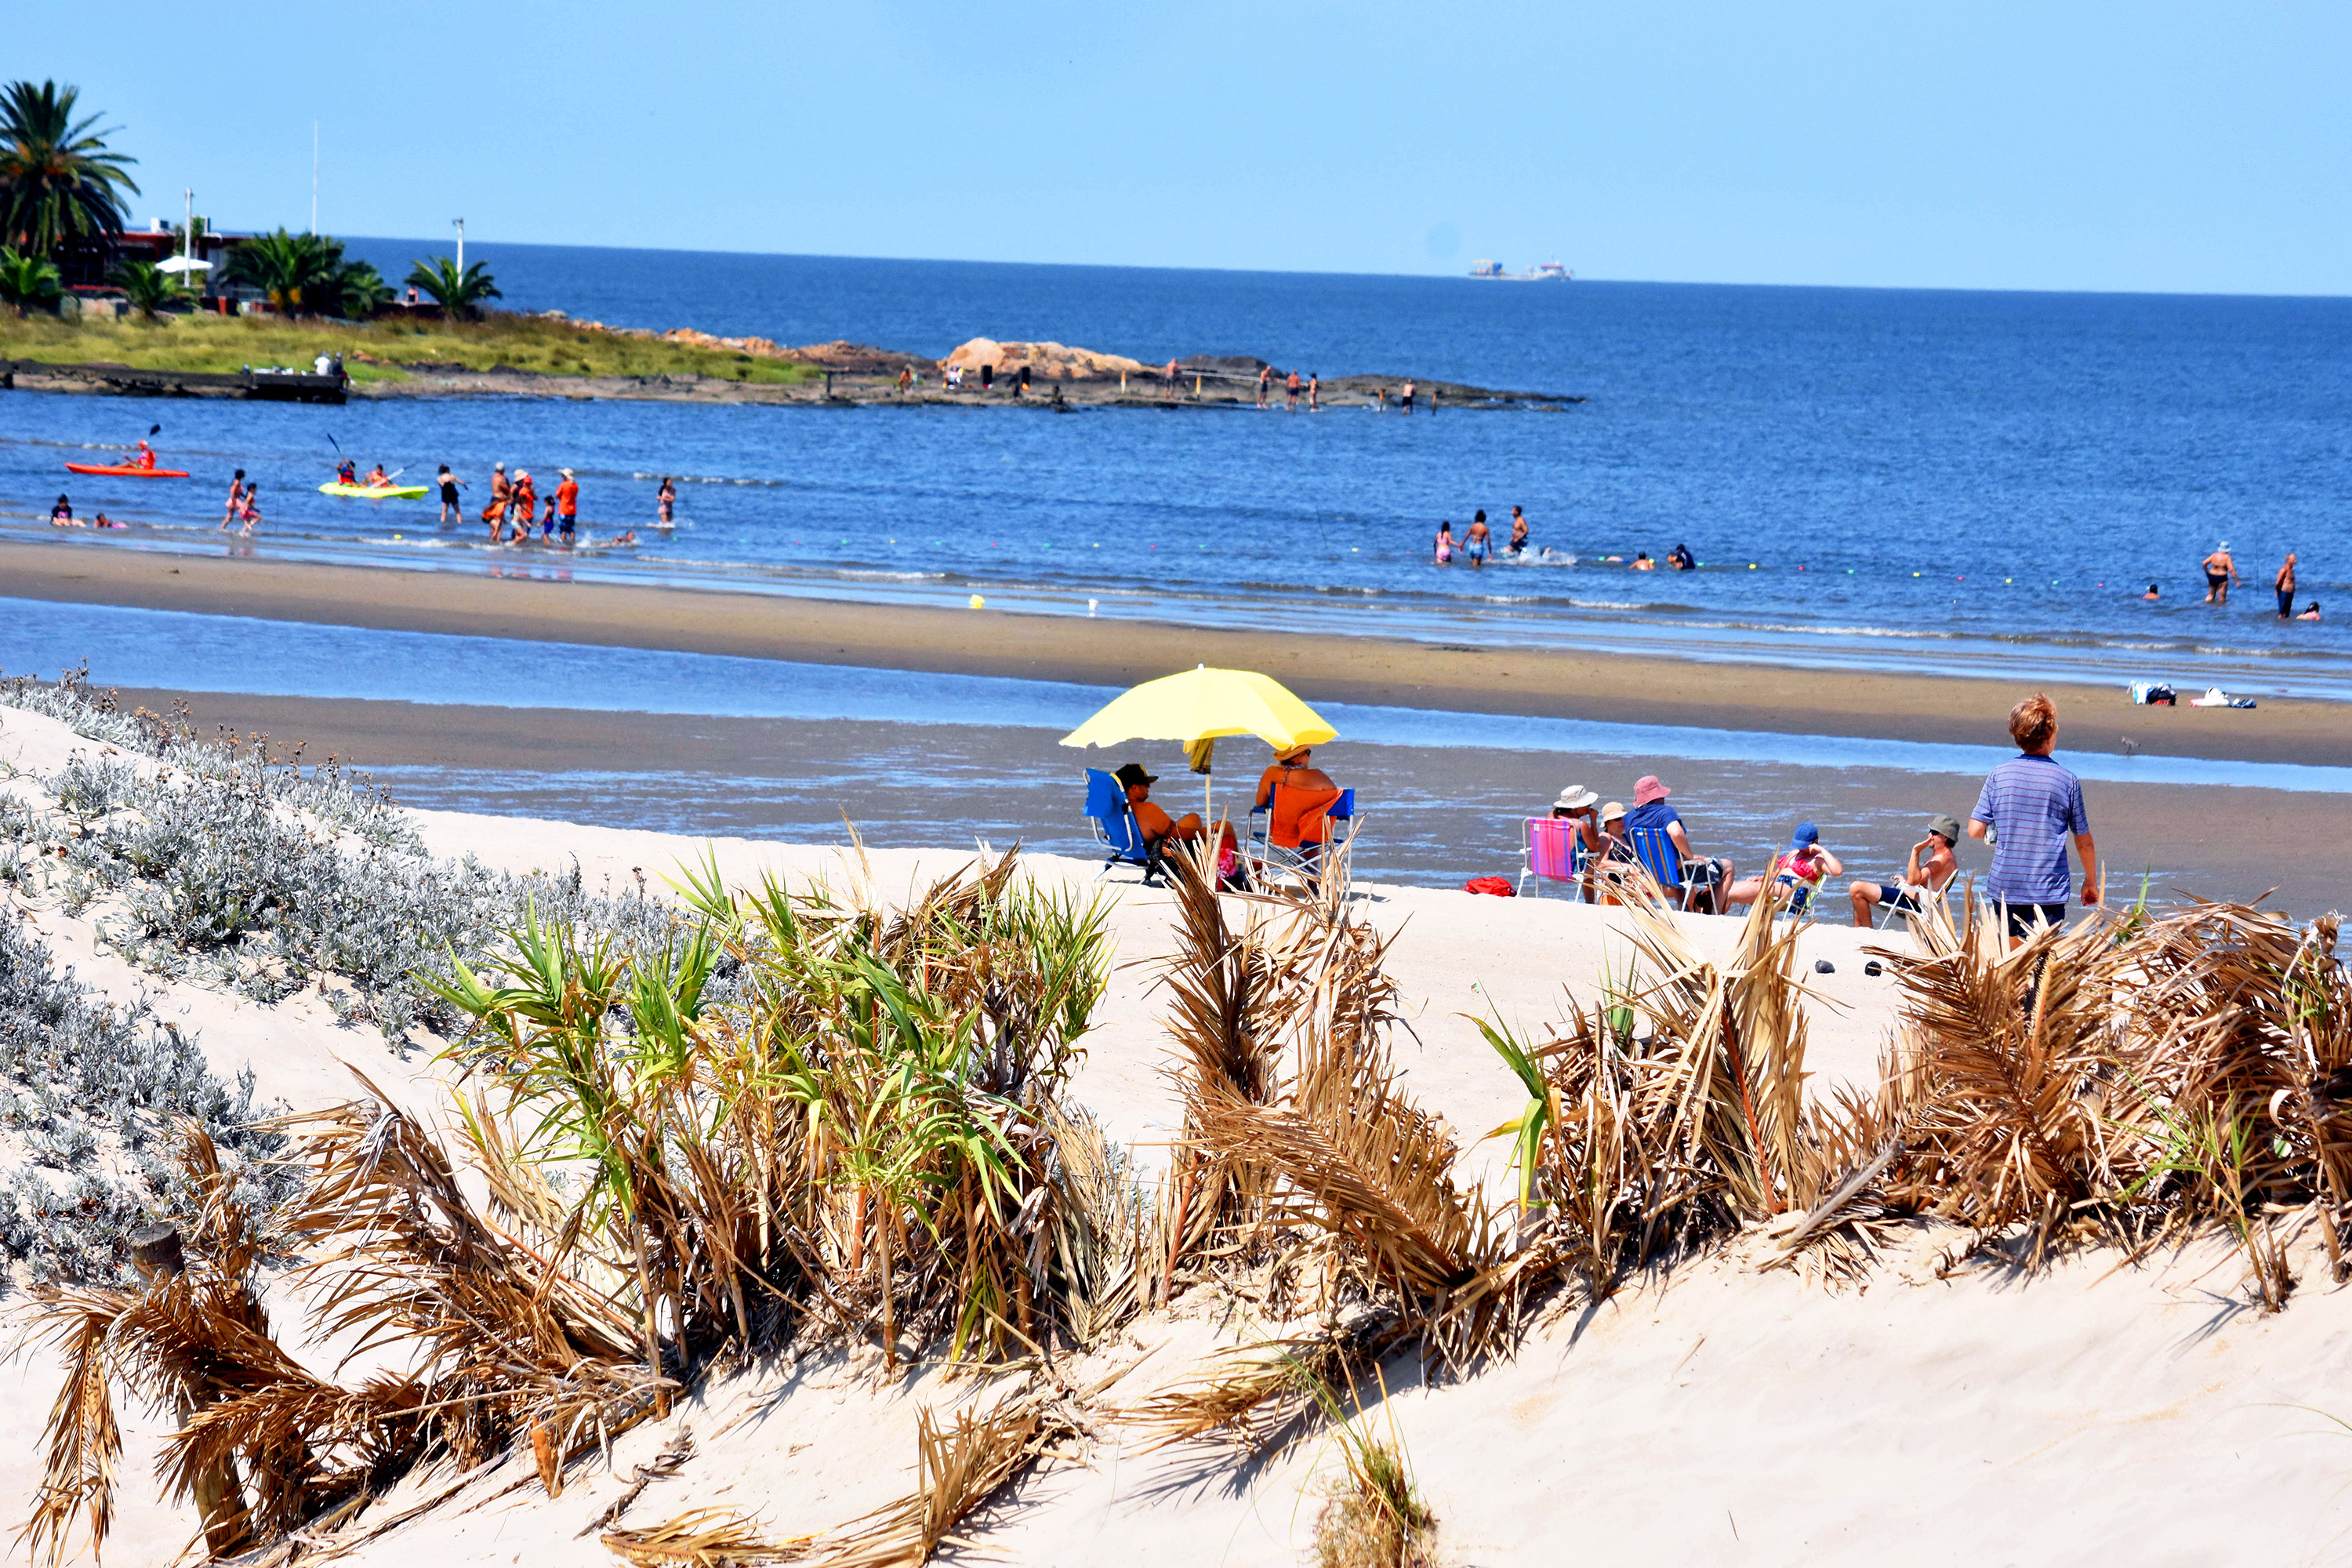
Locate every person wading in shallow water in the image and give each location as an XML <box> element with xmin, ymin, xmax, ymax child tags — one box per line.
<box><xmin>1508</xmin><ymin>506</ymin><xmax>1530</xmax><ymax>555</ymax></box>
<box><xmin>2277</xmin><ymin>552</ymin><xmax>2299</xmax><ymax>619</ymax></box>
<box><xmin>483</xmin><ymin>463</ymin><xmax>510</xmax><ymax>543</ymax></box>
<box><xmin>2201</xmin><ymin>542</ymin><xmax>2240</xmax><ymax>604</ymax></box>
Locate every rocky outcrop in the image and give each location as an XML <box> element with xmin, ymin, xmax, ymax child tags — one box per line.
<box><xmin>943</xmin><ymin>338</ymin><xmax>1147</xmax><ymax>381</ymax></box>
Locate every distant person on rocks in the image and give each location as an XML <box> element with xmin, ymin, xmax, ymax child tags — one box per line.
<box><xmin>223</xmin><ymin>470</ymin><xmax>247</xmax><ymax>529</ymax></box>
<box><xmin>1622</xmin><ymin>775</ymin><xmax>1734</xmax><ymax>914</ymax></box>
<box><xmin>1165</xmin><ymin>358</ymin><xmax>1180</xmax><ymax>398</ymax></box>
<box><xmin>1463</xmin><ymin>511</ymin><xmax>1491</xmax><ymax>568</ymax></box>
<box><xmin>896</xmin><ymin>365</ymin><xmax>913</xmax><ymax>395</ymax></box>
<box><xmin>1433</xmin><ymin>521</ymin><xmax>1455</xmax><ymax>565</ymax></box>
<box><xmin>1969</xmin><ymin>693</ymin><xmax>2098</xmax><ymax>947</ymax></box>
<box><xmin>1376</xmin><ymin>387</ymin><xmax>1388</xmax><ymax>412</ymax></box>
<box><xmin>437</xmin><ymin>465</ymin><xmax>464</xmax><ymax>525</ymax></box>
<box><xmin>1017</xmin><ymin>364</ymin><xmax>1031</xmax><ymax>397</ymax></box>
<box><xmin>483</xmin><ymin>463</ymin><xmax>510</xmax><ymax>542</ymax></box>
<box><xmin>1285</xmin><ymin>369</ymin><xmax>1300</xmax><ymax>412</ymax></box>
<box><xmin>2202</xmin><ymin>542</ymin><xmax>2240</xmax><ymax>604</ymax></box>
<box><xmin>657</xmin><ymin>475</ymin><xmax>677</xmax><ymax>528</ymax></box>
<box><xmin>1258</xmin><ymin>365</ymin><xmax>1272</xmax><ymax>408</ymax></box>
<box><xmin>1848</xmin><ymin>814</ymin><xmax>1961</xmax><ymax>927</ymax></box>
<box><xmin>1400</xmin><ymin>379</ymin><xmax>1416</xmax><ymax>415</ymax></box>
<box><xmin>2277</xmin><ymin>552</ymin><xmax>2299</xmax><ymax>619</ymax></box>
<box><xmin>1508</xmin><ymin>506</ymin><xmax>1530</xmax><ymax>554</ymax></box>
<box><xmin>981</xmin><ymin>362</ymin><xmax>993</xmax><ymax>391</ymax></box>
<box><xmin>1308</xmin><ymin>372</ymin><xmax>1319</xmax><ymax>411</ymax></box>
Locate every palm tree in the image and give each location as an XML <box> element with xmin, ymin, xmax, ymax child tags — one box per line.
<box><xmin>107</xmin><ymin>256</ymin><xmax>177</xmax><ymax>319</ymax></box>
<box><xmin>0</xmin><ymin>80</ymin><xmax>140</xmax><ymax>256</ymax></box>
<box><xmin>405</xmin><ymin>254</ymin><xmax>500</xmax><ymax>319</ymax></box>
<box><xmin>0</xmin><ymin>245</ymin><xmax>62</xmax><ymax>315</ymax></box>
<box><xmin>332</xmin><ymin>258</ymin><xmax>392</xmax><ymax>319</ymax></box>
<box><xmin>223</xmin><ymin>229</ymin><xmax>343</xmax><ymax>316</ymax></box>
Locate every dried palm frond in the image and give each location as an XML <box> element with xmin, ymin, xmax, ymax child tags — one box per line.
<box><xmin>1871</xmin><ymin>907</ymin><xmax>2156</xmax><ymax>1264</ymax></box>
<box><xmin>1123</xmin><ymin>1326</ymin><xmax>1386</xmax><ymax>1455</ymax></box>
<box><xmin>604</xmin><ymin>1506</ymin><xmax>807</xmax><ymax>1566</ymax></box>
<box><xmin>807</xmin><ymin>1391</ymin><xmax>1071</xmax><ymax>1568</ymax></box>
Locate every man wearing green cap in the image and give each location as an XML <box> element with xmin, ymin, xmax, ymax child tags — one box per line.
<box><xmin>1849</xmin><ymin>814</ymin><xmax>1962</xmax><ymax>927</ymax></box>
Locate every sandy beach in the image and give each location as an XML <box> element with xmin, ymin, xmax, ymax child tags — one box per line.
<box><xmin>5</xmin><ymin>539</ymin><xmax>2344</xmax><ymax>768</ymax></box>
<box><xmin>2</xmin><ymin>698</ymin><xmax>2347</xmax><ymax>1566</ymax></box>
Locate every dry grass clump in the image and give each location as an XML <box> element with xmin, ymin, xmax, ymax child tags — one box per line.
<box><xmin>16</xmin><ymin>844</ymin><xmax>1122</xmax><ymax>1564</ymax></box>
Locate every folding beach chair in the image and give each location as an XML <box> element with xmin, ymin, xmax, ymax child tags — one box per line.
<box><xmin>1872</xmin><ymin>876</ymin><xmax>1952</xmax><ymax>931</ymax></box>
<box><xmin>1628</xmin><ymin>824</ymin><xmax>1708</xmax><ymax>912</ymax></box>
<box><xmin>1519</xmin><ymin>817</ymin><xmax>1588</xmax><ymax>898</ymax></box>
<box><xmin>1247</xmin><ymin>784</ymin><xmax>1360</xmax><ymax>902</ymax></box>
<box><xmin>1082</xmin><ymin>768</ymin><xmax>1163</xmax><ymax>884</ymax></box>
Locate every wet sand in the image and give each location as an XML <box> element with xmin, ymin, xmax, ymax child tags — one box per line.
<box><xmin>96</xmin><ymin>686</ymin><xmax>2352</xmax><ymax>917</ymax></box>
<box><xmin>6</xmin><ymin>539</ymin><xmax>2345</xmax><ymax>768</ymax></box>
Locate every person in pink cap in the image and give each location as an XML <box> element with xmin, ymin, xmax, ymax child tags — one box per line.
<box><xmin>1622</xmin><ymin>774</ymin><xmax>1736</xmax><ymax>913</ymax></box>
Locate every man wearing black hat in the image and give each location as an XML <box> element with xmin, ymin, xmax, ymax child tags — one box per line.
<box><xmin>1848</xmin><ymin>813</ymin><xmax>1962</xmax><ymax>927</ymax></box>
<box><xmin>1116</xmin><ymin>762</ymin><xmax>1208</xmax><ymax>857</ymax></box>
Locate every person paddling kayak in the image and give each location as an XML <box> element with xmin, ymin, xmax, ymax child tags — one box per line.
<box><xmin>363</xmin><ymin>464</ymin><xmax>391</xmax><ymax>489</ymax></box>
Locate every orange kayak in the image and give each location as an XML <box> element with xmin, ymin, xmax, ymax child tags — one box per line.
<box><xmin>64</xmin><ymin>463</ymin><xmax>191</xmax><ymax>477</ymax></box>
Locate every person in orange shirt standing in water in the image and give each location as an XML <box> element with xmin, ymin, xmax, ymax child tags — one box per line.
<box><xmin>556</xmin><ymin>469</ymin><xmax>581</xmax><ymax>546</ymax></box>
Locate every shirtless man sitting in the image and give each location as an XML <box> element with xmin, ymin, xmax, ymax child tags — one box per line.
<box><xmin>1849</xmin><ymin>814</ymin><xmax>1961</xmax><ymax>927</ymax></box>
<box><xmin>1118</xmin><ymin>762</ymin><xmax>1207</xmax><ymax>855</ymax></box>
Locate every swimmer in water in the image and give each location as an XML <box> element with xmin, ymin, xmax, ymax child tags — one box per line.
<box><xmin>1668</xmin><ymin>543</ymin><xmax>1696</xmax><ymax>571</ymax></box>
<box><xmin>1463</xmin><ymin>511</ymin><xmax>1491</xmax><ymax>568</ymax></box>
<box><xmin>657</xmin><ymin>476</ymin><xmax>676</xmax><ymax>528</ymax></box>
<box><xmin>94</xmin><ymin>511</ymin><xmax>125</xmax><ymax>529</ymax></box>
<box><xmin>1507</xmin><ymin>506</ymin><xmax>1529</xmax><ymax>554</ymax></box>
<box><xmin>2299</xmin><ymin>601</ymin><xmax>2322</xmax><ymax>621</ymax></box>
<box><xmin>1434</xmin><ymin>521</ymin><xmax>1455</xmax><ymax>565</ymax></box>
<box><xmin>2143</xmin><ymin>583</ymin><xmax>2160</xmax><ymax>601</ymax></box>
<box><xmin>1632</xmin><ymin>551</ymin><xmax>1657</xmax><ymax>571</ymax></box>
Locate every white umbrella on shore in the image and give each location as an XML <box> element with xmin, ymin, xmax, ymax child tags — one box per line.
<box><xmin>158</xmin><ymin>256</ymin><xmax>212</xmax><ymax>276</ymax></box>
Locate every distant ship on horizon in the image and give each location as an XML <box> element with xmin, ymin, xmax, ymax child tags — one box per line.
<box><xmin>1468</xmin><ymin>259</ymin><xmax>1571</xmax><ymax>281</ymax></box>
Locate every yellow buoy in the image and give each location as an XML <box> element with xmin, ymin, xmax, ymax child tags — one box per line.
<box><xmin>969</xmin><ymin>594</ymin><xmax>985</xmax><ymax>609</ymax></box>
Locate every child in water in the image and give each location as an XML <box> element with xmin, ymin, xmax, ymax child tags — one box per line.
<box><xmin>1433</xmin><ymin>522</ymin><xmax>1455</xmax><ymax>564</ymax></box>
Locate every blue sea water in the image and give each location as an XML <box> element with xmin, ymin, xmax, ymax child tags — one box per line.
<box><xmin>5</xmin><ymin>244</ymin><xmax>2350</xmax><ymax>695</ymax></box>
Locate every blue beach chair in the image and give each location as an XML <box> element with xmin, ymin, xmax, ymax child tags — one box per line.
<box><xmin>1083</xmin><ymin>768</ymin><xmax>1163</xmax><ymax>884</ymax></box>
<box><xmin>1628</xmin><ymin>824</ymin><xmax>1706</xmax><ymax>912</ymax></box>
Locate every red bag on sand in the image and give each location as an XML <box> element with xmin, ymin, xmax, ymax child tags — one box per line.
<box><xmin>1465</xmin><ymin>877</ymin><xmax>1515</xmax><ymax>897</ymax></box>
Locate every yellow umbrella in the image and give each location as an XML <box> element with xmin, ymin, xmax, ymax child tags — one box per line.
<box><xmin>1061</xmin><ymin>665</ymin><xmax>1338</xmax><ymax>818</ymax></box>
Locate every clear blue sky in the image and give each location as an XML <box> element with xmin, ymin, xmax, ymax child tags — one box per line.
<box><xmin>20</xmin><ymin>0</ymin><xmax>2351</xmax><ymax>293</ymax></box>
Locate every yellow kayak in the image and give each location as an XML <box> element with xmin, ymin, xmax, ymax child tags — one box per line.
<box><xmin>318</xmin><ymin>481</ymin><xmax>428</xmax><ymax>500</ymax></box>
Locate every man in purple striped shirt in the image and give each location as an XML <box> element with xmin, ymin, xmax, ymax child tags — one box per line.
<box><xmin>1968</xmin><ymin>693</ymin><xmax>2100</xmax><ymax>948</ymax></box>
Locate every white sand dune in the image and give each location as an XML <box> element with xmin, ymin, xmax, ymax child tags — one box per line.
<box><xmin>3</xmin><ymin>705</ymin><xmax>2347</xmax><ymax>1566</ymax></box>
